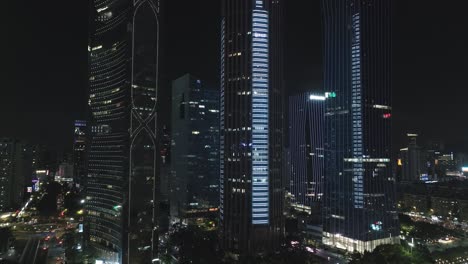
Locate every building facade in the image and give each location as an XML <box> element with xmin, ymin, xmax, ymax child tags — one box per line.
<box><xmin>289</xmin><ymin>93</ymin><xmax>325</xmax><ymax>212</ymax></box>
<box><xmin>170</xmin><ymin>74</ymin><xmax>219</xmax><ymax>222</ymax></box>
<box><xmin>86</xmin><ymin>0</ymin><xmax>160</xmax><ymax>262</ymax></box>
<box><xmin>400</xmin><ymin>134</ymin><xmax>424</xmax><ymax>182</ymax></box>
<box><xmin>220</xmin><ymin>0</ymin><xmax>284</xmax><ymax>255</ymax></box>
<box><xmin>321</xmin><ymin>0</ymin><xmax>399</xmax><ymax>253</ymax></box>
<box><xmin>0</xmin><ymin>139</ymin><xmax>28</xmax><ymax>212</ymax></box>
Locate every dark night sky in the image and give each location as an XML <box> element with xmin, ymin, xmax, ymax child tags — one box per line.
<box><xmin>1</xmin><ymin>1</ymin><xmax>467</xmax><ymax>154</ymax></box>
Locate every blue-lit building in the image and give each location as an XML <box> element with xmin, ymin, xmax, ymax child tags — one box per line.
<box><xmin>86</xmin><ymin>0</ymin><xmax>160</xmax><ymax>262</ymax></box>
<box><xmin>321</xmin><ymin>0</ymin><xmax>399</xmax><ymax>253</ymax></box>
<box><xmin>289</xmin><ymin>93</ymin><xmax>325</xmax><ymax>212</ymax></box>
<box><xmin>220</xmin><ymin>0</ymin><xmax>284</xmax><ymax>254</ymax></box>
<box><xmin>170</xmin><ymin>74</ymin><xmax>219</xmax><ymax>222</ymax></box>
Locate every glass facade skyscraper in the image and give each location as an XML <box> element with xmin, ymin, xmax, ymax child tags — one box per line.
<box><xmin>321</xmin><ymin>0</ymin><xmax>399</xmax><ymax>253</ymax></box>
<box><xmin>87</xmin><ymin>0</ymin><xmax>160</xmax><ymax>262</ymax></box>
<box><xmin>170</xmin><ymin>74</ymin><xmax>219</xmax><ymax>222</ymax></box>
<box><xmin>289</xmin><ymin>93</ymin><xmax>325</xmax><ymax>211</ymax></box>
<box><xmin>220</xmin><ymin>0</ymin><xmax>284</xmax><ymax>254</ymax></box>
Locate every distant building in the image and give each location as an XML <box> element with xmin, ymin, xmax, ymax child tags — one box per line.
<box><xmin>289</xmin><ymin>93</ymin><xmax>325</xmax><ymax>212</ymax></box>
<box><xmin>398</xmin><ymin>181</ymin><xmax>468</xmax><ymax>223</ymax></box>
<box><xmin>401</xmin><ymin>193</ymin><xmax>428</xmax><ymax>214</ymax></box>
<box><xmin>55</xmin><ymin>162</ymin><xmax>74</xmax><ymax>184</ymax></box>
<box><xmin>73</xmin><ymin>120</ymin><xmax>87</xmax><ymax>188</ymax></box>
<box><xmin>170</xmin><ymin>74</ymin><xmax>219</xmax><ymax>223</ymax></box>
<box><xmin>400</xmin><ymin>134</ymin><xmax>424</xmax><ymax>182</ymax></box>
<box><xmin>31</xmin><ymin>144</ymin><xmax>56</xmax><ymax>173</ymax></box>
<box><xmin>436</xmin><ymin>152</ymin><xmax>458</xmax><ymax>178</ymax></box>
<box><xmin>431</xmin><ymin>197</ymin><xmax>457</xmax><ymax>219</ymax></box>
<box><xmin>0</xmin><ymin>139</ymin><xmax>29</xmax><ymax>212</ymax></box>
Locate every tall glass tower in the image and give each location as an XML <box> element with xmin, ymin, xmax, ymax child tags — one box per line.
<box><xmin>321</xmin><ymin>0</ymin><xmax>399</xmax><ymax>253</ymax></box>
<box><xmin>220</xmin><ymin>0</ymin><xmax>284</xmax><ymax>255</ymax></box>
<box><xmin>87</xmin><ymin>0</ymin><xmax>160</xmax><ymax>263</ymax></box>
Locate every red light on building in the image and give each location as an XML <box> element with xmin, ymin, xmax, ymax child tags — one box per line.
<box><xmin>383</xmin><ymin>113</ymin><xmax>391</xmax><ymax>119</ymax></box>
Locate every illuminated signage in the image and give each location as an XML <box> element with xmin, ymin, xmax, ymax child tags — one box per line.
<box><xmin>79</xmin><ymin>224</ymin><xmax>83</xmax><ymax>233</ymax></box>
<box><xmin>462</xmin><ymin>167</ymin><xmax>468</xmax><ymax>172</ymax></box>
<box><xmin>309</xmin><ymin>95</ymin><xmax>326</xmax><ymax>101</ymax></box>
<box><xmin>370</xmin><ymin>221</ymin><xmax>383</xmax><ymax>231</ymax></box>
<box><xmin>325</xmin><ymin>92</ymin><xmax>337</xmax><ymax>98</ymax></box>
<box><xmin>27</xmin><ymin>187</ymin><xmax>33</xmax><ymax>193</ymax></box>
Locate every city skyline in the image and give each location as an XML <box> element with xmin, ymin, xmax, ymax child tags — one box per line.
<box><xmin>1</xmin><ymin>0</ymin><xmax>468</xmax><ymax>263</ymax></box>
<box><xmin>85</xmin><ymin>0</ymin><xmax>160</xmax><ymax>263</ymax></box>
<box><xmin>1</xmin><ymin>0</ymin><xmax>467</xmax><ymax>154</ymax></box>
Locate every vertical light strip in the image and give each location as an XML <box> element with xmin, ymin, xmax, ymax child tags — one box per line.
<box><xmin>251</xmin><ymin>0</ymin><xmax>269</xmax><ymax>225</ymax></box>
<box><xmin>220</xmin><ymin>18</ymin><xmax>225</xmax><ymax>221</ymax></box>
<box><xmin>351</xmin><ymin>13</ymin><xmax>364</xmax><ymax>209</ymax></box>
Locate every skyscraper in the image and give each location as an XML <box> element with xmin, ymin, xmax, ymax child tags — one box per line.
<box><xmin>289</xmin><ymin>93</ymin><xmax>325</xmax><ymax>212</ymax></box>
<box><xmin>87</xmin><ymin>0</ymin><xmax>160</xmax><ymax>262</ymax></box>
<box><xmin>73</xmin><ymin>120</ymin><xmax>87</xmax><ymax>188</ymax></box>
<box><xmin>220</xmin><ymin>0</ymin><xmax>284</xmax><ymax>255</ymax></box>
<box><xmin>170</xmin><ymin>74</ymin><xmax>219</xmax><ymax>222</ymax></box>
<box><xmin>0</xmin><ymin>138</ymin><xmax>29</xmax><ymax>212</ymax></box>
<box><xmin>321</xmin><ymin>0</ymin><xmax>399</xmax><ymax>253</ymax></box>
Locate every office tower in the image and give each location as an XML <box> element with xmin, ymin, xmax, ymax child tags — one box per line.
<box><xmin>0</xmin><ymin>139</ymin><xmax>27</xmax><ymax>212</ymax></box>
<box><xmin>159</xmin><ymin>125</ymin><xmax>171</xmax><ymax>202</ymax></box>
<box><xmin>56</xmin><ymin>162</ymin><xmax>74</xmax><ymax>184</ymax></box>
<box><xmin>87</xmin><ymin>0</ymin><xmax>160</xmax><ymax>262</ymax></box>
<box><xmin>170</xmin><ymin>74</ymin><xmax>219</xmax><ymax>222</ymax></box>
<box><xmin>220</xmin><ymin>0</ymin><xmax>284</xmax><ymax>254</ymax></box>
<box><xmin>400</xmin><ymin>134</ymin><xmax>424</xmax><ymax>182</ymax></box>
<box><xmin>321</xmin><ymin>0</ymin><xmax>399</xmax><ymax>253</ymax></box>
<box><xmin>289</xmin><ymin>93</ymin><xmax>325</xmax><ymax>212</ymax></box>
<box><xmin>73</xmin><ymin>120</ymin><xmax>87</xmax><ymax>188</ymax></box>
<box><xmin>31</xmin><ymin>144</ymin><xmax>56</xmax><ymax>172</ymax></box>
<box><xmin>436</xmin><ymin>152</ymin><xmax>457</xmax><ymax>178</ymax></box>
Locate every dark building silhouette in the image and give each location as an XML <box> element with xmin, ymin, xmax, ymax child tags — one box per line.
<box><xmin>0</xmin><ymin>138</ymin><xmax>29</xmax><ymax>212</ymax></box>
<box><xmin>321</xmin><ymin>0</ymin><xmax>399</xmax><ymax>253</ymax></box>
<box><xmin>73</xmin><ymin>120</ymin><xmax>87</xmax><ymax>188</ymax></box>
<box><xmin>86</xmin><ymin>0</ymin><xmax>160</xmax><ymax>262</ymax></box>
<box><xmin>220</xmin><ymin>0</ymin><xmax>284</xmax><ymax>255</ymax></box>
<box><xmin>400</xmin><ymin>134</ymin><xmax>424</xmax><ymax>182</ymax></box>
<box><xmin>170</xmin><ymin>74</ymin><xmax>219</xmax><ymax>223</ymax></box>
<box><xmin>289</xmin><ymin>93</ymin><xmax>325</xmax><ymax>212</ymax></box>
